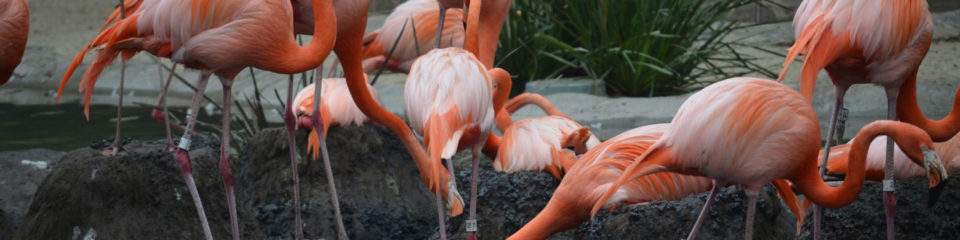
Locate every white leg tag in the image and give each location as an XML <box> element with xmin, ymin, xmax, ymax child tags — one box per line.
<box><xmin>178</xmin><ymin>137</ymin><xmax>192</xmax><ymax>151</ymax></box>
<box><xmin>883</xmin><ymin>179</ymin><xmax>895</xmax><ymax>192</ymax></box>
<box><xmin>465</xmin><ymin>219</ymin><xmax>478</xmax><ymax>232</ymax></box>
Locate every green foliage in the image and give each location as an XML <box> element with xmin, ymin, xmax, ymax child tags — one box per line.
<box><xmin>495</xmin><ymin>0</ymin><xmax>780</xmax><ymax>97</ymax></box>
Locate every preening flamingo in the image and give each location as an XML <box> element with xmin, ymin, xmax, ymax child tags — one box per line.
<box><xmin>0</xmin><ymin>0</ymin><xmax>29</xmax><ymax>86</ymax></box>
<box><xmin>58</xmin><ymin>0</ymin><xmax>339</xmax><ymax>239</ymax></box>
<box><xmin>508</xmin><ymin>123</ymin><xmax>803</xmax><ymax>239</ymax></box>
<box><xmin>291</xmin><ymin>76</ymin><xmax>383</xmax><ymax>160</ymax></box>
<box><xmin>776</xmin><ymin>1</ymin><xmax>944</xmax><ymax>237</ymax></box>
<box><xmin>404</xmin><ymin>48</ymin><xmax>496</xmax><ymax>239</ymax></box>
<box><xmin>591</xmin><ymin>77</ymin><xmax>948</xmax><ymax>240</ymax></box>
<box><xmin>361</xmin><ymin>0</ymin><xmax>466</xmax><ymax>73</ymax></box>
<box><xmin>493</xmin><ymin>115</ymin><xmax>600</xmax><ymax>178</ymax></box>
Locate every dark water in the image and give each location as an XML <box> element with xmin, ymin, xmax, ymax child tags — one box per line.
<box><xmin>0</xmin><ymin>103</ymin><xmax>221</xmax><ymax>151</ymax></box>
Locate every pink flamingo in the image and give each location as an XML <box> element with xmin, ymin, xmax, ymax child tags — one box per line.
<box><xmin>508</xmin><ymin>124</ymin><xmax>803</xmax><ymax>239</ymax></box>
<box><xmin>361</xmin><ymin>0</ymin><xmax>466</xmax><ymax>73</ymax></box>
<box><xmin>57</xmin><ymin>0</ymin><xmax>339</xmax><ymax>239</ymax></box>
<box><xmin>591</xmin><ymin>77</ymin><xmax>947</xmax><ymax>240</ymax></box>
<box><xmin>291</xmin><ymin>76</ymin><xmax>384</xmax><ymax>159</ymax></box>
<box><xmin>404</xmin><ymin>48</ymin><xmax>497</xmax><ymax>239</ymax></box>
<box><xmin>435</xmin><ymin>0</ymin><xmax>510</xmax><ymax>68</ymax></box>
<box><xmin>493</xmin><ymin>115</ymin><xmax>601</xmax><ymax>178</ymax></box>
<box><xmin>822</xmin><ymin>132</ymin><xmax>960</xmax><ymax>182</ymax></box>
<box><xmin>776</xmin><ymin>1</ymin><xmax>950</xmax><ymax>237</ymax></box>
<box><xmin>0</xmin><ymin>0</ymin><xmax>28</xmax><ymax>86</ymax></box>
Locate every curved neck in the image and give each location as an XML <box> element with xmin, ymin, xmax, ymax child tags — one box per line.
<box><xmin>897</xmin><ymin>70</ymin><xmax>960</xmax><ymax>141</ymax></box>
<box><xmin>489</xmin><ymin>68</ymin><xmax>514</xmax><ymax>131</ymax></box>
<box><xmin>508</xmin><ymin>200</ymin><xmax>581</xmax><ymax>240</ymax></box>
<box><xmin>791</xmin><ymin>121</ymin><xmax>910</xmax><ymax>208</ymax></box>
<box><xmin>261</xmin><ymin>0</ymin><xmax>337</xmax><ymax>74</ymax></box>
<box><xmin>463</xmin><ymin>0</ymin><xmax>481</xmax><ymax>56</ymax></box>
<box><xmin>505</xmin><ymin>93</ymin><xmax>570</xmax><ymax>118</ymax></box>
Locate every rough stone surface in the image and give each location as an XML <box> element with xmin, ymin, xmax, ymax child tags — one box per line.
<box><xmin>0</xmin><ymin>148</ymin><xmax>63</xmax><ymax>236</ymax></box>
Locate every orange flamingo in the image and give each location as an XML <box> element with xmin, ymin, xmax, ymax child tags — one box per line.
<box><xmin>821</xmin><ymin>131</ymin><xmax>960</xmax><ymax>182</ymax></box>
<box><xmin>436</xmin><ymin>0</ymin><xmax>510</xmax><ymax>68</ymax></box>
<box><xmin>508</xmin><ymin>124</ymin><xmax>804</xmax><ymax>239</ymax></box>
<box><xmin>291</xmin><ymin>76</ymin><xmax>384</xmax><ymax>160</ymax></box>
<box><xmin>591</xmin><ymin>77</ymin><xmax>948</xmax><ymax>240</ymax></box>
<box><xmin>404</xmin><ymin>48</ymin><xmax>497</xmax><ymax>239</ymax></box>
<box><xmin>0</xmin><ymin>0</ymin><xmax>28</xmax><ymax>86</ymax></box>
<box><xmin>57</xmin><ymin>0</ymin><xmax>339</xmax><ymax>239</ymax></box>
<box><xmin>776</xmin><ymin>2</ymin><xmax>945</xmax><ymax>237</ymax></box>
<box><xmin>361</xmin><ymin>0</ymin><xmax>466</xmax><ymax>73</ymax></box>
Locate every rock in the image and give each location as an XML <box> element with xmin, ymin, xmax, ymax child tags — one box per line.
<box><xmin>237</xmin><ymin>126</ymin><xmax>438</xmax><ymax>239</ymax></box>
<box><xmin>1</xmin><ymin>209</ymin><xmax>12</xmax><ymax>240</ymax></box>
<box><xmin>0</xmin><ymin>148</ymin><xmax>63</xmax><ymax>236</ymax></box>
<box><xmin>15</xmin><ymin>139</ymin><xmax>264</xmax><ymax>239</ymax></box>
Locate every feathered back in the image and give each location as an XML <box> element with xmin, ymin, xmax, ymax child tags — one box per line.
<box><xmin>404</xmin><ymin>48</ymin><xmax>494</xmax><ymax>136</ymax></box>
<box><xmin>377</xmin><ymin>0</ymin><xmax>465</xmax><ymax>62</ymax></box>
<box><xmin>0</xmin><ymin>0</ymin><xmax>29</xmax><ymax>85</ymax></box>
<box><xmin>494</xmin><ymin>116</ymin><xmax>600</xmax><ymax>173</ymax></box>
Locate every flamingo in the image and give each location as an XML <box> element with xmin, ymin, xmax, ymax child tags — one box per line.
<box><xmin>291</xmin><ymin>76</ymin><xmax>384</xmax><ymax>160</ymax></box>
<box><xmin>822</xmin><ymin>132</ymin><xmax>960</xmax><ymax>182</ymax></box>
<box><xmin>508</xmin><ymin>124</ymin><xmax>804</xmax><ymax>239</ymax></box>
<box><xmin>57</xmin><ymin>0</ymin><xmax>339</xmax><ymax>239</ymax></box>
<box><xmin>776</xmin><ymin>1</ymin><xmax>943</xmax><ymax>237</ymax></box>
<box><xmin>590</xmin><ymin>77</ymin><xmax>948</xmax><ymax>240</ymax></box>
<box><xmin>0</xmin><ymin>0</ymin><xmax>28</xmax><ymax>86</ymax></box>
<box><xmin>493</xmin><ymin>115</ymin><xmax>601</xmax><ymax>178</ymax></box>
<box><xmin>404</xmin><ymin>48</ymin><xmax>497</xmax><ymax>239</ymax></box>
<box><xmin>361</xmin><ymin>0</ymin><xmax>466</xmax><ymax>73</ymax></box>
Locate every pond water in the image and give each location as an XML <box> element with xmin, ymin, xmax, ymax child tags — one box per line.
<box><xmin>0</xmin><ymin>103</ymin><xmax>224</xmax><ymax>151</ymax></box>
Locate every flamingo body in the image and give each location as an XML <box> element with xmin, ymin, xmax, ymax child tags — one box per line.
<box><xmin>494</xmin><ymin>115</ymin><xmax>600</xmax><ymax>177</ymax></box>
<box><xmin>292</xmin><ymin>76</ymin><xmax>383</xmax><ymax>159</ymax></box>
<box><xmin>362</xmin><ymin>0</ymin><xmax>465</xmax><ymax>73</ymax></box>
<box><xmin>0</xmin><ymin>0</ymin><xmax>29</xmax><ymax>85</ymax></box>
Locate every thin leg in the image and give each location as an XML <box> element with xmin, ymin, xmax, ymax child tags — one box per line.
<box><xmin>153</xmin><ymin>60</ymin><xmax>178</xmax><ymax>150</ymax></box>
<box><xmin>282</xmin><ymin>74</ymin><xmax>305</xmax><ymax>239</ymax></box>
<box><xmin>174</xmin><ymin>73</ymin><xmax>214</xmax><ymax>240</ymax></box>
<box><xmin>744</xmin><ymin>190</ymin><xmax>759</xmax><ymax>240</ymax></box>
<box><xmin>466</xmin><ymin>148</ymin><xmax>481</xmax><ymax>240</ymax></box>
<box><xmin>883</xmin><ymin>92</ymin><xmax>899</xmax><ymax>240</ymax></box>
<box><xmin>311</xmin><ymin>73</ymin><xmax>348</xmax><ymax>239</ymax></box>
<box><xmin>435</xmin><ymin>7</ymin><xmax>447</xmax><ymax>48</ymax></box>
<box><xmin>436</xmin><ymin>188</ymin><xmax>447</xmax><ymax>240</ymax></box>
<box><xmin>814</xmin><ymin>89</ymin><xmax>846</xmax><ymax>240</ymax></box>
<box><xmin>106</xmin><ymin>56</ymin><xmax>127</xmax><ymax>155</ymax></box>
<box><xmin>219</xmin><ymin>79</ymin><xmax>240</xmax><ymax>240</ymax></box>
<box><xmin>687</xmin><ymin>180</ymin><xmax>721</xmax><ymax>240</ymax></box>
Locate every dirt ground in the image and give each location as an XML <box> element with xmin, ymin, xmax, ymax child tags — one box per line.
<box><xmin>7</xmin><ymin>126</ymin><xmax>960</xmax><ymax>239</ymax></box>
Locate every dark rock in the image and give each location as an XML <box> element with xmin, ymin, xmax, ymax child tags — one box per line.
<box><xmin>15</xmin><ymin>139</ymin><xmax>264</xmax><ymax>239</ymax></box>
<box><xmin>1</xmin><ymin>209</ymin><xmax>11</xmax><ymax>240</ymax></box>
<box><xmin>0</xmin><ymin>148</ymin><xmax>63</xmax><ymax>236</ymax></box>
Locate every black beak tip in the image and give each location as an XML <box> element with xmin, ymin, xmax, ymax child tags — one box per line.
<box><xmin>928</xmin><ymin>178</ymin><xmax>949</xmax><ymax>208</ymax></box>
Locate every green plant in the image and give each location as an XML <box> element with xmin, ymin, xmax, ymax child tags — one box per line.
<box><xmin>496</xmin><ymin>0</ymin><xmax>782</xmax><ymax>97</ymax></box>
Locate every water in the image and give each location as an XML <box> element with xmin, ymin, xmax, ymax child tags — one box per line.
<box><xmin>0</xmin><ymin>103</ymin><xmax>222</xmax><ymax>151</ymax></box>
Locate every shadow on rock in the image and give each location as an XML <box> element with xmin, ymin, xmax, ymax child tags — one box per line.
<box><xmin>15</xmin><ymin>139</ymin><xmax>263</xmax><ymax>239</ymax></box>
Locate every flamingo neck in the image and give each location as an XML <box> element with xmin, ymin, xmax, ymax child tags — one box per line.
<box><xmin>505</xmin><ymin>93</ymin><xmax>569</xmax><ymax>118</ymax></box>
<box><xmin>508</xmin><ymin>200</ymin><xmax>581</xmax><ymax>240</ymax></box>
<box><xmin>261</xmin><ymin>0</ymin><xmax>337</xmax><ymax>74</ymax></box>
<box><xmin>897</xmin><ymin>70</ymin><xmax>960</xmax><ymax>142</ymax></box>
<box><xmin>791</xmin><ymin>121</ymin><xmax>901</xmax><ymax>208</ymax></box>
<box><xmin>490</xmin><ymin>68</ymin><xmax>514</xmax><ymax>131</ymax></box>
<box><xmin>463</xmin><ymin>0</ymin><xmax>481</xmax><ymax>56</ymax></box>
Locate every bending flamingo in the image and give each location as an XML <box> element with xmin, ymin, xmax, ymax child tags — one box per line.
<box><xmin>361</xmin><ymin>0</ymin><xmax>465</xmax><ymax>73</ymax></box>
<box><xmin>776</xmin><ymin>1</ymin><xmax>945</xmax><ymax>237</ymax></box>
<box><xmin>822</xmin><ymin>132</ymin><xmax>960</xmax><ymax>181</ymax></box>
<box><xmin>58</xmin><ymin>0</ymin><xmax>339</xmax><ymax>239</ymax></box>
<box><xmin>291</xmin><ymin>76</ymin><xmax>383</xmax><ymax>159</ymax></box>
<box><xmin>0</xmin><ymin>0</ymin><xmax>29</xmax><ymax>86</ymax></box>
<box><xmin>591</xmin><ymin>77</ymin><xmax>948</xmax><ymax>240</ymax></box>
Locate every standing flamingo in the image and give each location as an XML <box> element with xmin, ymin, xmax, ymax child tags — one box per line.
<box><xmin>57</xmin><ymin>0</ymin><xmax>339</xmax><ymax>239</ymax></box>
<box><xmin>0</xmin><ymin>0</ymin><xmax>29</xmax><ymax>86</ymax></box>
<box><xmin>291</xmin><ymin>76</ymin><xmax>383</xmax><ymax>159</ymax></box>
<box><xmin>361</xmin><ymin>0</ymin><xmax>466</xmax><ymax>73</ymax></box>
<box><xmin>590</xmin><ymin>77</ymin><xmax>948</xmax><ymax>240</ymax></box>
<box><xmin>404</xmin><ymin>48</ymin><xmax>496</xmax><ymax>239</ymax></box>
<box><xmin>776</xmin><ymin>1</ymin><xmax>941</xmax><ymax>238</ymax></box>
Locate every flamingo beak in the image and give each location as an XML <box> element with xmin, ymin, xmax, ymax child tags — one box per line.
<box><xmin>923</xmin><ymin>148</ymin><xmax>948</xmax><ymax>207</ymax></box>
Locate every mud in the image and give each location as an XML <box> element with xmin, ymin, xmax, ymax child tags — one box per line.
<box><xmin>10</xmin><ymin>126</ymin><xmax>960</xmax><ymax>239</ymax></box>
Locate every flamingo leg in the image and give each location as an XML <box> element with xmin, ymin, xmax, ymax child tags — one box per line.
<box><xmin>687</xmin><ymin>180</ymin><xmax>721</xmax><ymax>240</ymax></box>
<box><xmin>813</xmin><ymin>88</ymin><xmax>846</xmax><ymax>240</ymax></box>
<box><xmin>282</xmin><ymin>74</ymin><xmax>305</xmax><ymax>239</ymax></box>
<box><xmin>436</xmin><ymin>186</ymin><xmax>447</xmax><ymax>240</ymax></box>
<box><xmin>174</xmin><ymin>72</ymin><xmax>214</xmax><ymax>240</ymax></box>
<box><xmin>466</xmin><ymin>147</ymin><xmax>481</xmax><ymax>240</ymax></box>
<box><xmin>435</xmin><ymin>6</ymin><xmax>447</xmax><ymax>48</ymax></box>
<box><xmin>105</xmin><ymin>0</ymin><xmax>128</xmax><ymax>156</ymax></box>
<box><xmin>153</xmin><ymin>60</ymin><xmax>178</xmax><ymax>151</ymax></box>
<box><xmin>883</xmin><ymin>91</ymin><xmax>899</xmax><ymax>240</ymax></box>
<box><xmin>217</xmin><ymin>78</ymin><xmax>241</xmax><ymax>240</ymax></box>
<box><xmin>744</xmin><ymin>190</ymin><xmax>759</xmax><ymax>240</ymax></box>
<box><xmin>310</xmin><ymin>72</ymin><xmax>349</xmax><ymax>239</ymax></box>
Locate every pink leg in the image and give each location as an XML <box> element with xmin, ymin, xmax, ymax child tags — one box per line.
<box><xmin>104</xmin><ymin>0</ymin><xmax>128</xmax><ymax>156</ymax></box>
<box><xmin>309</xmin><ymin>72</ymin><xmax>348</xmax><ymax>238</ymax></box>
<box><xmin>435</xmin><ymin>6</ymin><xmax>448</xmax><ymax>48</ymax></box>
<box><xmin>219</xmin><ymin>78</ymin><xmax>241</xmax><ymax>240</ymax></box>
<box><xmin>282</xmin><ymin>74</ymin><xmax>305</xmax><ymax>239</ymax></box>
<box><xmin>814</xmin><ymin>88</ymin><xmax>847</xmax><ymax>240</ymax></box>
<box><xmin>883</xmin><ymin>92</ymin><xmax>899</xmax><ymax>240</ymax></box>
<box><xmin>174</xmin><ymin>72</ymin><xmax>214</xmax><ymax>240</ymax></box>
<box><xmin>436</xmin><ymin>187</ymin><xmax>447</xmax><ymax>240</ymax></box>
<box><xmin>153</xmin><ymin>60</ymin><xmax>178</xmax><ymax>150</ymax></box>
<box><xmin>687</xmin><ymin>180</ymin><xmax>721</xmax><ymax>240</ymax></box>
<box><xmin>744</xmin><ymin>190</ymin><xmax>759</xmax><ymax>240</ymax></box>
<box><xmin>466</xmin><ymin>148</ymin><xmax>480</xmax><ymax>240</ymax></box>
